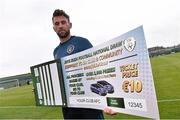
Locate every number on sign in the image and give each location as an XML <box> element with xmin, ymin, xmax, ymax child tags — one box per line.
<box><xmin>122</xmin><ymin>80</ymin><xmax>142</xmax><ymax>93</ymax></box>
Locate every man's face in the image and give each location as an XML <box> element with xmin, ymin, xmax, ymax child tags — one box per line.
<box><xmin>52</xmin><ymin>16</ymin><xmax>71</xmax><ymax>39</ymax></box>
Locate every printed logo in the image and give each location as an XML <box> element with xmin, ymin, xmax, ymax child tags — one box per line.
<box><xmin>124</xmin><ymin>37</ymin><xmax>136</xmax><ymax>52</ymax></box>
<box><xmin>67</xmin><ymin>44</ymin><xmax>75</xmax><ymax>54</ymax></box>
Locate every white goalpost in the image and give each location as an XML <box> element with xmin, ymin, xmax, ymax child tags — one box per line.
<box><xmin>0</xmin><ymin>79</ymin><xmax>19</xmax><ymax>89</ymax></box>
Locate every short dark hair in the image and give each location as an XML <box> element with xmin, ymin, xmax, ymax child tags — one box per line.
<box><xmin>52</xmin><ymin>9</ymin><xmax>70</xmax><ymax>21</ymax></box>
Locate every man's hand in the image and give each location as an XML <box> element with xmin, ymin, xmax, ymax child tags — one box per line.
<box><xmin>103</xmin><ymin>107</ymin><xmax>117</xmax><ymax>115</ymax></box>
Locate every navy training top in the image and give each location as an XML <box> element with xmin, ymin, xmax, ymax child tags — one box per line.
<box><xmin>54</xmin><ymin>36</ymin><xmax>92</xmax><ymax>59</ymax></box>
<box><xmin>53</xmin><ymin>36</ymin><xmax>104</xmax><ymax>119</ymax></box>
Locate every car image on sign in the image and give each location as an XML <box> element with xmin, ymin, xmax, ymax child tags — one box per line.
<box><xmin>97</xmin><ymin>80</ymin><xmax>114</xmax><ymax>94</ymax></box>
<box><xmin>90</xmin><ymin>83</ymin><xmax>107</xmax><ymax>96</ymax></box>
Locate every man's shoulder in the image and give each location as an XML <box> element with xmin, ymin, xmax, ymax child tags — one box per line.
<box><xmin>71</xmin><ymin>36</ymin><xmax>93</xmax><ymax>51</ymax></box>
<box><xmin>72</xmin><ymin>36</ymin><xmax>89</xmax><ymax>41</ymax></box>
<box><xmin>72</xmin><ymin>36</ymin><xmax>92</xmax><ymax>45</ymax></box>
<box><xmin>53</xmin><ymin>44</ymin><xmax>61</xmax><ymax>58</ymax></box>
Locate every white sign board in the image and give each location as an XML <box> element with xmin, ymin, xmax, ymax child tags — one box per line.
<box><xmin>61</xmin><ymin>26</ymin><xmax>159</xmax><ymax>119</ymax></box>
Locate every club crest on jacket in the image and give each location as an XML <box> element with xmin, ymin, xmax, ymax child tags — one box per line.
<box><xmin>67</xmin><ymin>44</ymin><xmax>75</xmax><ymax>54</ymax></box>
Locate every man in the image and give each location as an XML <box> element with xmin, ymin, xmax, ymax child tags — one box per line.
<box><xmin>52</xmin><ymin>9</ymin><xmax>116</xmax><ymax>119</ymax></box>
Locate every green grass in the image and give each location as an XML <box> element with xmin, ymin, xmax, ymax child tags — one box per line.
<box><xmin>0</xmin><ymin>85</ymin><xmax>62</xmax><ymax>119</ymax></box>
<box><xmin>150</xmin><ymin>53</ymin><xmax>180</xmax><ymax>119</ymax></box>
<box><xmin>0</xmin><ymin>85</ymin><xmax>34</xmax><ymax>106</ymax></box>
<box><xmin>0</xmin><ymin>52</ymin><xmax>180</xmax><ymax>119</ymax></box>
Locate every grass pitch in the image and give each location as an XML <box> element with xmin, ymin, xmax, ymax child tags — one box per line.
<box><xmin>150</xmin><ymin>52</ymin><xmax>180</xmax><ymax>119</ymax></box>
<box><xmin>0</xmin><ymin>85</ymin><xmax>62</xmax><ymax>119</ymax></box>
<box><xmin>0</xmin><ymin>52</ymin><xmax>180</xmax><ymax>119</ymax></box>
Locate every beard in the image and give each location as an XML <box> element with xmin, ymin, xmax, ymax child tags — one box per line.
<box><xmin>57</xmin><ymin>30</ymin><xmax>70</xmax><ymax>39</ymax></box>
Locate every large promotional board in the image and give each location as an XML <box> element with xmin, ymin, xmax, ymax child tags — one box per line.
<box><xmin>60</xmin><ymin>26</ymin><xmax>159</xmax><ymax>119</ymax></box>
<box><xmin>31</xmin><ymin>26</ymin><xmax>159</xmax><ymax>119</ymax></box>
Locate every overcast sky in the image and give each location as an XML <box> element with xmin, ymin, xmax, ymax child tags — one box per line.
<box><xmin>0</xmin><ymin>0</ymin><xmax>180</xmax><ymax>78</ymax></box>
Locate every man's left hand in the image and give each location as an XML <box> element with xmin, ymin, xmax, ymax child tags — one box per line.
<box><xmin>103</xmin><ymin>107</ymin><xmax>117</xmax><ymax>115</ymax></box>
